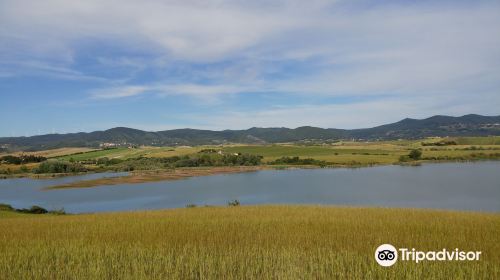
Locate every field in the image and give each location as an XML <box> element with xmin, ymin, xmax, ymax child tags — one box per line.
<box><xmin>54</xmin><ymin>146</ymin><xmax>203</xmax><ymax>161</ymax></box>
<box><xmin>48</xmin><ymin>143</ymin><xmax>411</xmax><ymax>165</ymax></box>
<box><xmin>0</xmin><ymin>147</ymin><xmax>98</xmax><ymax>158</ymax></box>
<box><xmin>453</xmin><ymin>137</ymin><xmax>500</xmax><ymax>145</ymax></box>
<box><xmin>0</xmin><ymin>206</ymin><xmax>498</xmax><ymax>279</ymax></box>
<box><xmin>49</xmin><ymin>136</ymin><xmax>500</xmax><ymax>165</ymax></box>
<box><xmin>1</xmin><ymin>138</ymin><xmax>499</xmax><ymax>277</ymax></box>
<box><xmin>55</xmin><ymin>147</ymin><xmax>140</xmax><ymax>161</ymax></box>
<box><xmin>221</xmin><ymin>144</ymin><xmax>404</xmax><ymax>164</ymax></box>
<box><xmin>1</xmin><ymin>137</ymin><xmax>500</xmax><ymax>177</ymax></box>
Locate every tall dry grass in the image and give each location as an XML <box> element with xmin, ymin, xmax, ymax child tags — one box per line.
<box><xmin>0</xmin><ymin>206</ymin><xmax>498</xmax><ymax>279</ymax></box>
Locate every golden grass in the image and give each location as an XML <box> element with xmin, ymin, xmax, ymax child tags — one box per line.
<box><xmin>145</xmin><ymin>146</ymin><xmax>204</xmax><ymax>158</ymax></box>
<box><xmin>0</xmin><ymin>206</ymin><xmax>498</xmax><ymax>279</ymax></box>
<box><xmin>263</xmin><ymin>154</ymin><xmax>399</xmax><ymax>164</ymax></box>
<box><xmin>422</xmin><ymin>149</ymin><xmax>493</xmax><ymax>157</ymax></box>
<box><xmin>1</xmin><ymin>147</ymin><xmax>98</xmax><ymax>158</ymax></box>
<box><xmin>0</xmin><ymin>162</ymin><xmax>39</xmax><ymax>173</ymax></box>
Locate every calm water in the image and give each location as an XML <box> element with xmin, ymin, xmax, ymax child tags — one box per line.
<box><xmin>0</xmin><ymin>162</ymin><xmax>499</xmax><ymax>213</ymax></box>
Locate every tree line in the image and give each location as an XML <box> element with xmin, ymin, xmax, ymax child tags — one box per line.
<box><xmin>0</xmin><ymin>155</ymin><xmax>47</xmax><ymax>164</ymax></box>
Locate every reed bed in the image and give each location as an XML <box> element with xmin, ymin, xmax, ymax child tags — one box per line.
<box><xmin>0</xmin><ymin>206</ymin><xmax>498</xmax><ymax>279</ymax></box>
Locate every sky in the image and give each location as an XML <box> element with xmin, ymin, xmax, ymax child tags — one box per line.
<box><xmin>0</xmin><ymin>0</ymin><xmax>499</xmax><ymax>137</ymax></box>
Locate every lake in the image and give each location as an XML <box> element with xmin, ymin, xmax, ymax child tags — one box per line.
<box><xmin>0</xmin><ymin>162</ymin><xmax>499</xmax><ymax>213</ymax></box>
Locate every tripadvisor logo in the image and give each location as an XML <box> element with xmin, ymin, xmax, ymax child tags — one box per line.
<box><xmin>375</xmin><ymin>244</ymin><xmax>481</xmax><ymax>267</ymax></box>
<box><xmin>375</xmin><ymin>244</ymin><xmax>398</xmax><ymax>267</ymax></box>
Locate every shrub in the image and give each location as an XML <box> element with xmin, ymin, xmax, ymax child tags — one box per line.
<box><xmin>0</xmin><ymin>155</ymin><xmax>46</xmax><ymax>164</ymax></box>
<box><xmin>268</xmin><ymin>156</ymin><xmax>327</xmax><ymax>167</ymax></box>
<box><xmin>228</xmin><ymin>199</ymin><xmax>240</xmax><ymax>207</ymax></box>
<box><xmin>408</xmin><ymin>149</ymin><xmax>422</xmax><ymax>160</ymax></box>
<box><xmin>33</xmin><ymin>160</ymin><xmax>87</xmax><ymax>174</ymax></box>
<box><xmin>0</xmin><ymin>203</ymin><xmax>15</xmax><ymax>211</ymax></box>
<box><xmin>28</xmin><ymin>205</ymin><xmax>48</xmax><ymax>214</ymax></box>
<box><xmin>103</xmin><ymin>153</ymin><xmax>264</xmax><ymax>171</ymax></box>
<box><xmin>398</xmin><ymin>155</ymin><xmax>410</xmax><ymax>162</ymax></box>
<box><xmin>97</xmin><ymin>157</ymin><xmax>124</xmax><ymax>165</ymax></box>
<box><xmin>421</xmin><ymin>140</ymin><xmax>457</xmax><ymax>146</ymax></box>
<box><xmin>198</xmin><ymin>149</ymin><xmax>218</xmax><ymax>154</ymax></box>
<box><xmin>16</xmin><ymin>205</ymin><xmax>48</xmax><ymax>214</ymax></box>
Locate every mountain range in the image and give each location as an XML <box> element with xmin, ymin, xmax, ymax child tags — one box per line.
<box><xmin>1</xmin><ymin>114</ymin><xmax>499</xmax><ymax>151</ymax></box>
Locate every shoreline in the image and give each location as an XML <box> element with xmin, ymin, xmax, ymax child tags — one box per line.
<box><xmin>2</xmin><ymin>204</ymin><xmax>499</xmax><ymax>216</ymax></box>
<box><xmin>44</xmin><ymin>164</ymin><xmax>376</xmax><ymax>190</ymax></box>
<box><xmin>3</xmin><ymin>156</ymin><xmax>499</xmax><ymax>181</ymax></box>
<box><xmin>40</xmin><ymin>159</ymin><xmax>500</xmax><ymax>190</ymax></box>
<box><xmin>44</xmin><ymin>166</ymin><xmax>270</xmax><ymax>190</ymax></box>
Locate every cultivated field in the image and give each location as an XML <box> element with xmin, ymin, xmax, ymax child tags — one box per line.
<box><xmin>222</xmin><ymin>144</ymin><xmax>403</xmax><ymax>164</ymax></box>
<box><xmin>0</xmin><ymin>147</ymin><xmax>97</xmax><ymax>158</ymax></box>
<box><xmin>1</xmin><ymin>136</ymin><xmax>499</xmax><ymax>176</ymax></box>
<box><xmin>40</xmin><ymin>137</ymin><xmax>500</xmax><ymax>163</ymax></box>
<box><xmin>55</xmin><ymin>146</ymin><xmax>204</xmax><ymax>161</ymax></box>
<box><xmin>0</xmin><ymin>206</ymin><xmax>498</xmax><ymax>279</ymax></box>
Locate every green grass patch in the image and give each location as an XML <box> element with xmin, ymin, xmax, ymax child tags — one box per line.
<box><xmin>453</xmin><ymin>136</ymin><xmax>500</xmax><ymax>145</ymax></box>
<box><xmin>222</xmin><ymin>145</ymin><xmax>402</xmax><ymax>164</ymax></box>
<box><xmin>56</xmin><ymin>148</ymin><xmax>130</xmax><ymax>161</ymax></box>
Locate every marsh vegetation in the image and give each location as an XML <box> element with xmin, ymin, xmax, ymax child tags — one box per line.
<box><xmin>0</xmin><ymin>206</ymin><xmax>498</xmax><ymax>279</ymax></box>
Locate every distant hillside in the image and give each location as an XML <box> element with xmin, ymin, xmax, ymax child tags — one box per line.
<box><xmin>349</xmin><ymin>114</ymin><xmax>500</xmax><ymax>139</ymax></box>
<box><xmin>1</xmin><ymin>114</ymin><xmax>499</xmax><ymax>151</ymax></box>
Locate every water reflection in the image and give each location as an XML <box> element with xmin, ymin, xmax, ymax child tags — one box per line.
<box><xmin>0</xmin><ymin>162</ymin><xmax>498</xmax><ymax>213</ymax></box>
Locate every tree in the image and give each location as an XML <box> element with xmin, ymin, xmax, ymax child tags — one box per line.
<box><xmin>408</xmin><ymin>149</ymin><xmax>422</xmax><ymax>160</ymax></box>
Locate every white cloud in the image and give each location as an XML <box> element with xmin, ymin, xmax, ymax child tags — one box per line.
<box><xmin>90</xmin><ymin>83</ymin><xmax>256</xmax><ymax>101</ymax></box>
<box><xmin>90</xmin><ymin>85</ymin><xmax>150</xmax><ymax>99</ymax></box>
<box><xmin>1</xmin><ymin>0</ymin><xmax>499</xmax><ymax>128</ymax></box>
<box><xmin>0</xmin><ymin>59</ymin><xmax>112</xmax><ymax>81</ymax></box>
<box><xmin>177</xmin><ymin>93</ymin><xmax>500</xmax><ymax>130</ymax></box>
<box><xmin>0</xmin><ymin>0</ymin><xmax>312</xmax><ymax>61</ymax></box>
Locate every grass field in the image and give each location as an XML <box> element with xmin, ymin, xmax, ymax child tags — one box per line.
<box><xmin>54</xmin><ymin>146</ymin><xmax>204</xmax><ymax>161</ymax></box>
<box><xmin>0</xmin><ymin>147</ymin><xmax>97</xmax><ymax>158</ymax></box>
<box><xmin>56</xmin><ymin>147</ymin><xmax>136</xmax><ymax>161</ymax></box>
<box><xmin>222</xmin><ymin>145</ymin><xmax>404</xmax><ymax>164</ymax></box>
<box><xmin>49</xmin><ymin>137</ymin><xmax>500</xmax><ymax>165</ymax></box>
<box><xmin>453</xmin><ymin>136</ymin><xmax>500</xmax><ymax>145</ymax></box>
<box><xmin>2</xmin><ymin>137</ymin><xmax>500</xmax><ymax>176</ymax></box>
<box><xmin>0</xmin><ymin>206</ymin><xmax>498</xmax><ymax>279</ymax></box>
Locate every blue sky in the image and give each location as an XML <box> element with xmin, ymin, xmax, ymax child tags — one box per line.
<box><xmin>1</xmin><ymin>0</ymin><xmax>499</xmax><ymax>137</ymax></box>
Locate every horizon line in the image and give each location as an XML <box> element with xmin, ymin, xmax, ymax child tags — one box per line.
<box><xmin>1</xmin><ymin>113</ymin><xmax>499</xmax><ymax>138</ymax></box>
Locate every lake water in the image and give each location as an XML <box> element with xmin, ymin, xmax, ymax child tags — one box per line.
<box><xmin>0</xmin><ymin>162</ymin><xmax>499</xmax><ymax>213</ymax></box>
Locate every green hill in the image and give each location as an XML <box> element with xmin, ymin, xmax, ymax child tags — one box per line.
<box><xmin>1</xmin><ymin>114</ymin><xmax>499</xmax><ymax>151</ymax></box>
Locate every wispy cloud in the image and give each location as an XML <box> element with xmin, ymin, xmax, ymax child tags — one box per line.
<box><xmin>90</xmin><ymin>85</ymin><xmax>150</xmax><ymax>99</ymax></box>
<box><xmin>0</xmin><ymin>60</ymin><xmax>113</xmax><ymax>82</ymax></box>
<box><xmin>1</xmin><ymin>0</ymin><xmax>499</xmax><ymax>135</ymax></box>
<box><xmin>2</xmin><ymin>1</ymin><xmax>499</xmax><ymax>89</ymax></box>
<box><xmin>176</xmin><ymin>92</ymin><xmax>500</xmax><ymax>130</ymax></box>
<box><xmin>89</xmin><ymin>83</ymin><xmax>258</xmax><ymax>101</ymax></box>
